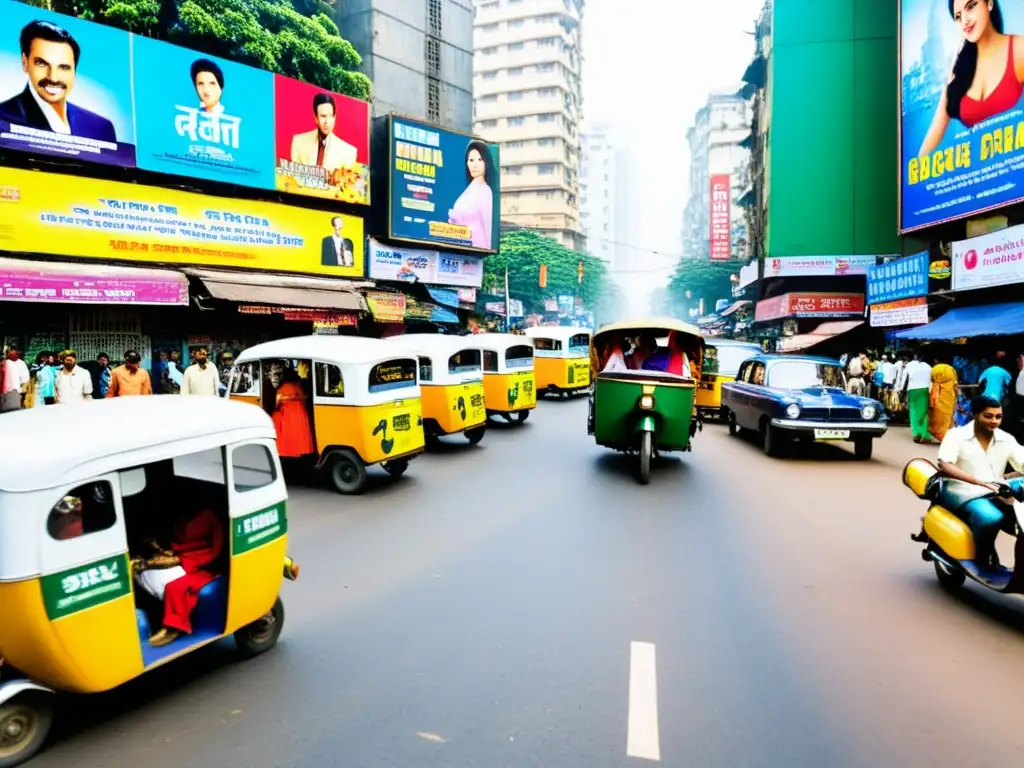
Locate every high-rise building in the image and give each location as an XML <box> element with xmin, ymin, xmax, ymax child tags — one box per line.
<box><xmin>580</xmin><ymin>124</ymin><xmax>631</xmax><ymax>270</ymax></box>
<box><xmin>337</xmin><ymin>0</ymin><xmax>475</xmax><ymax>133</ymax></box>
<box><xmin>472</xmin><ymin>0</ymin><xmax>585</xmax><ymax>251</ymax></box>
<box><xmin>681</xmin><ymin>89</ymin><xmax>751</xmax><ymax>263</ymax></box>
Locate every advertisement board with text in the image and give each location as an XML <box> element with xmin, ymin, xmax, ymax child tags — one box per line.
<box><xmin>366</xmin><ymin>239</ymin><xmax>484</xmax><ymax>287</ymax></box>
<box><xmin>866</xmin><ymin>251</ymin><xmax>929</xmax><ymax>305</ymax></box>
<box><xmin>710</xmin><ymin>175</ymin><xmax>730</xmax><ymax>261</ymax></box>
<box><xmin>952</xmin><ymin>223</ymin><xmax>1024</xmax><ymax>292</ymax></box>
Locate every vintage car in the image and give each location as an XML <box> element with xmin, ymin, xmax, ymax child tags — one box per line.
<box><xmin>720</xmin><ymin>354</ymin><xmax>887</xmax><ymax>459</ymax></box>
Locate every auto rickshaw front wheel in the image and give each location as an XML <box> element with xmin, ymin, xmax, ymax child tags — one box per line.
<box><xmin>383</xmin><ymin>459</ymin><xmax>409</xmax><ymax>478</ymax></box>
<box><xmin>0</xmin><ymin>692</ymin><xmax>53</xmax><ymax>768</ymax></box>
<box><xmin>327</xmin><ymin>449</ymin><xmax>367</xmax><ymax>495</ymax></box>
<box><xmin>638</xmin><ymin>431</ymin><xmax>653</xmax><ymax>485</ymax></box>
<box><xmin>235</xmin><ymin>597</ymin><xmax>285</xmax><ymax>660</ymax></box>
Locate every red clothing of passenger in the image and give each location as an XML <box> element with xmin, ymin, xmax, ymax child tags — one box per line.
<box><xmin>163</xmin><ymin>508</ymin><xmax>224</xmax><ymax>634</ymax></box>
<box><xmin>960</xmin><ymin>38</ymin><xmax>1024</xmax><ymax>128</ymax></box>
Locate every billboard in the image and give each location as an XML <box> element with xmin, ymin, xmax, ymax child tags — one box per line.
<box><xmin>754</xmin><ymin>293</ymin><xmax>865</xmax><ymax>322</ymax></box>
<box><xmin>900</xmin><ymin>0</ymin><xmax>1024</xmax><ymax>231</ymax></box>
<box><xmin>273</xmin><ymin>75</ymin><xmax>370</xmax><ymax>205</ymax></box>
<box><xmin>952</xmin><ymin>223</ymin><xmax>1024</xmax><ymax>291</ymax></box>
<box><xmin>366</xmin><ymin>239</ymin><xmax>484</xmax><ymax>287</ymax></box>
<box><xmin>0</xmin><ymin>2</ymin><xmax>135</xmax><ymax>165</ymax></box>
<box><xmin>0</xmin><ymin>166</ymin><xmax>364</xmax><ymax>278</ymax></box>
<box><xmin>870</xmin><ymin>297</ymin><xmax>929</xmax><ymax>327</ymax></box>
<box><xmin>866</xmin><ymin>251</ymin><xmax>929</xmax><ymax>305</ymax></box>
<box><xmin>389</xmin><ymin>116</ymin><xmax>500</xmax><ymax>253</ymax></box>
<box><xmin>710</xmin><ymin>174</ymin><xmax>730</xmax><ymax>260</ymax></box>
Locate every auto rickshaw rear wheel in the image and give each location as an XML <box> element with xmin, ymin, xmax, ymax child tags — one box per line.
<box><xmin>0</xmin><ymin>693</ymin><xmax>53</xmax><ymax>768</ymax></box>
<box><xmin>235</xmin><ymin>597</ymin><xmax>285</xmax><ymax>660</ymax></box>
<box><xmin>383</xmin><ymin>459</ymin><xmax>409</xmax><ymax>478</ymax></box>
<box><xmin>328</xmin><ymin>450</ymin><xmax>367</xmax><ymax>495</ymax></box>
<box><xmin>514</xmin><ymin>410</ymin><xmax>530</xmax><ymax>423</ymax></box>
<box><xmin>465</xmin><ymin>426</ymin><xmax>485</xmax><ymax>445</ymax></box>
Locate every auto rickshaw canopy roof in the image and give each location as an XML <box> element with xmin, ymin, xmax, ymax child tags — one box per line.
<box><xmin>523</xmin><ymin>326</ymin><xmax>593</xmax><ymax>342</ymax></box>
<box><xmin>0</xmin><ymin>396</ymin><xmax>276</xmax><ymax>492</ymax></box>
<box><xmin>594</xmin><ymin>316</ymin><xmax>705</xmax><ymax>345</ymax></box>
<box><xmin>475</xmin><ymin>333</ymin><xmax>536</xmax><ymax>353</ymax></box>
<box><xmin>384</xmin><ymin>333</ymin><xmax>482</xmax><ymax>357</ymax></box>
<box><xmin>236</xmin><ymin>335</ymin><xmax>416</xmax><ymax>369</ymax></box>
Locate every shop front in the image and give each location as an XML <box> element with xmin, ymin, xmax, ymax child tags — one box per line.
<box><xmin>753</xmin><ymin>291</ymin><xmax>867</xmax><ymax>354</ymax></box>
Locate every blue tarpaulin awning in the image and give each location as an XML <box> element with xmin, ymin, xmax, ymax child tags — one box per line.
<box><xmin>894</xmin><ymin>301</ymin><xmax>1024</xmax><ymax>340</ymax></box>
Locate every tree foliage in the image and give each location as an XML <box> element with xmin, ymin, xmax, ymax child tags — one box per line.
<box><xmin>483</xmin><ymin>230</ymin><xmax>610</xmax><ymax>315</ymax></box>
<box><xmin>666</xmin><ymin>258</ymin><xmax>737</xmax><ymax>316</ymax></box>
<box><xmin>33</xmin><ymin>0</ymin><xmax>371</xmax><ymax>101</ymax></box>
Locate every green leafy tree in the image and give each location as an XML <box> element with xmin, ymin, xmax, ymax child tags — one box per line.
<box><xmin>483</xmin><ymin>230</ymin><xmax>609</xmax><ymax>315</ymax></box>
<box><xmin>666</xmin><ymin>258</ymin><xmax>736</xmax><ymax>316</ymax></box>
<box><xmin>23</xmin><ymin>0</ymin><xmax>371</xmax><ymax>101</ymax></box>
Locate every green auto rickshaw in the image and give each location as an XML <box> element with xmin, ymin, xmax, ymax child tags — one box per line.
<box><xmin>588</xmin><ymin>318</ymin><xmax>705</xmax><ymax>484</ymax></box>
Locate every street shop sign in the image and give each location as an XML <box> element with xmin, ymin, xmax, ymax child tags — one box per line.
<box><xmin>237</xmin><ymin>305</ymin><xmax>358</xmax><ymax>325</ymax></box>
<box><xmin>366</xmin><ymin>239</ymin><xmax>484</xmax><ymax>288</ymax></box>
<box><xmin>952</xmin><ymin>224</ymin><xmax>1024</xmax><ymax>292</ymax></box>
<box><xmin>709</xmin><ymin>175</ymin><xmax>731</xmax><ymax>261</ymax></box>
<box><xmin>754</xmin><ymin>293</ymin><xmax>865</xmax><ymax>323</ymax></box>
<box><xmin>366</xmin><ymin>291</ymin><xmax>407</xmax><ymax>323</ymax></box>
<box><xmin>867</xmin><ymin>252</ymin><xmax>928</xmax><ymax>305</ymax></box>
<box><xmin>764</xmin><ymin>255</ymin><xmax>879</xmax><ymax>278</ymax></box>
<box><xmin>869</xmin><ymin>297</ymin><xmax>928</xmax><ymax>328</ymax></box>
<box><xmin>0</xmin><ymin>259</ymin><xmax>187</xmax><ymax>305</ymax></box>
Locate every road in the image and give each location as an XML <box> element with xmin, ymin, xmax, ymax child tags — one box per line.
<box><xmin>30</xmin><ymin>398</ymin><xmax>1024</xmax><ymax>767</ymax></box>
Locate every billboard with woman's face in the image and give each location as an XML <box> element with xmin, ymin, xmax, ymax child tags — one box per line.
<box><xmin>387</xmin><ymin>116</ymin><xmax>501</xmax><ymax>253</ymax></box>
<box><xmin>901</xmin><ymin>0</ymin><xmax>1024</xmax><ymax>232</ymax></box>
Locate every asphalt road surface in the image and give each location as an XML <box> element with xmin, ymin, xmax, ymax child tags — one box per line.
<box><xmin>29</xmin><ymin>399</ymin><xmax>1024</xmax><ymax>767</ymax></box>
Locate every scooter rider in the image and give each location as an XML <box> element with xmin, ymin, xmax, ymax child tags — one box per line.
<box><xmin>918</xmin><ymin>395</ymin><xmax>1024</xmax><ymax>567</ymax></box>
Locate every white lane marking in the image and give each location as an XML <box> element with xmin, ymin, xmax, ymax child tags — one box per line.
<box><xmin>627</xmin><ymin>641</ymin><xmax>661</xmax><ymax>761</ymax></box>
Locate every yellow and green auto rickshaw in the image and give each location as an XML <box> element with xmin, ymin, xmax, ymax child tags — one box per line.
<box><xmin>695</xmin><ymin>338</ymin><xmax>763</xmax><ymax>421</ymax></box>
<box><xmin>523</xmin><ymin>326</ymin><xmax>593</xmax><ymax>398</ymax></box>
<box><xmin>589</xmin><ymin>317</ymin><xmax>705</xmax><ymax>484</ymax></box>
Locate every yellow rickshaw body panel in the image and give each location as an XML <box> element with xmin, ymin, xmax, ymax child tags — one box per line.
<box><xmin>225</xmin><ymin>534</ymin><xmax>288</xmax><ymax>634</ymax></box>
<box><xmin>534</xmin><ymin>357</ymin><xmax>591</xmax><ymax>390</ymax></box>
<box><xmin>483</xmin><ymin>371</ymin><xmax>537</xmax><ymax>413</ymax></box>
<box><xmin>421</xmin><ymin>382</ymin><xmax>487</xmax><ymax>434</ymax></box>
<box><xmin>0</xmin><ymin>575</ymin><xmax>143</xmax><ymax>694</ymax></box>
<box><xmin>695</xmin><ymin>373</ymin><xmax>736</xmax><ymax>411</ymax></box>
<box><xmin>312</xmin><ymin>398</ymin><xmax>425</xmax><ymax>465</ymax></box>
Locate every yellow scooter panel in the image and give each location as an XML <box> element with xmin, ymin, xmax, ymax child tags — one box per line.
<box><xmin>924</xmin><ymin>505</ymin><xmax>976</xmax><ymax>561</ymax></box>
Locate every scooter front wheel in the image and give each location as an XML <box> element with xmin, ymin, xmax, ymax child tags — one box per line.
<box><xmin>934</xmin><ymin>559</ymin><xmax>966</xmax><ymax>591</ymax></box>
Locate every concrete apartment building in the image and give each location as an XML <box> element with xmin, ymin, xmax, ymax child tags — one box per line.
<box><xmin>472</xmin><ymin>0</ymin><xmax>586</xmax><ymax>250</ymax></box>
<box><xmin>338</xmin><ymin>0</ymin><xmax>475</xmax><ymax>132</ymax></box>
<box><xmin>681</xmin><ymin>88</ymin><xmax>752</xmax><ymax>262</ymax></box>
<box><xmin>580</xmin><ymin>123</ymin><xmax>631</xmax><ymax>271</ymax></box>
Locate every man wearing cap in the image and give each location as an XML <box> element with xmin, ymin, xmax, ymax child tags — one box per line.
<box><xmin>107</xmin><ymin>350</ymin><xmax>152</xmax><ymax>397</ymax></box>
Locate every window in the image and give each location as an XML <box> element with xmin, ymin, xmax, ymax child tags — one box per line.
<box><xmin>537</xmin><ymin>137</ymin><xmax>555</xmax><ymax>146</ymax></box>
<box><xmin>507</xmin><ymin>90</ymin><xmax>523</xmax><ymax>101</ymax></box>
<box><xmin>48</xmin><ymin>480</ymin><xmax>116</xmax><ymax>541</ymax></box>
<box><xmin>569</xmin><ymin>334</ymin><xmax>590</xmax><ymax>356</ymax></box>
<box><xmin>508</xmin><ymin>42</ymin><xmax>524</xmax><ymax>51</ymax></box>
<box><xmin>449</xmin><ymin>349</ymin><xmax>482</xmax><ymax>374</ymax></box>
<box><xmin>508</xmin><ymin>116</ymin><xmax>525</xmax><ymax>126</ymax></box>
<box><xmin>538</xmin><ymin>164</ymin><xmax>555</xmax><ymax>174</ymax></box>
<box><xmin>482</xmin><ymin>70</ymin><xmax>498</xmax><ymax>80</ymax></box>
<box><xmin>537</xmin><ymin>37</ymin><xmax>556</xmax><ymax>47</ymax></box>
<box><xmin>506</xmin><ymin>345</ymin><xmax>533</xmax><ymax>368</ymax></box>
<box><xmin>483</xmin><ymin>350</ymin><xmax>499</xmax><ymax>372</ymax></box>
<box><xmin>480</xmin><ymin>119</ymin><xmax>497</xmax><ymax>128</ymax></box>
<box><xmin>419</xmin><ymin>356</ymin><xmax>433</xmax><ymax>383</ymax></box>
<box><xmin>482</xmin><ymin>23</ymin><xmax>498</xmax><ymax>31</ymax></box>
<box><xmin>750</xmin><ymin>362</ymin><xmax>766</xmax><ymax>386</ymax></box>
<box><xmin>232</xmin><ymin>443</ymin><xmax>277</xmax><ymax>493</ymax></box>
<box><xmin>481</xmin><ymin>94</ymin><xmax>497</xmax><ymax>102</ymax></box>
<box><xmin>538</xmin><ymin>87</ymin><xmax>557</xmax><ymax>97</ymax></box>
<box><xmin>508</xmin><ymin>67</ymin><xmax>523</xmax><ymax>76</ymax></box>
<box><xmin>502</xmin><ymin>164</ymin><xmax>522</xmax><ymax>174</ymax></box>
<box><xmin>767</xmin><ymin>362</ymin><xmax>845</xmax><ymax>390</ymax></box>
<box><xmin>230</xmin><ymin>361</ymin><xmax>260</xmax><ymax>396</ymax></box>
<box><xmin>368</xmin><ymin>359</ymin><xmax>418</xmax><ymax>393</ymax></box>
<box><xmin>482</xmin><ymin>46</ymin><xmax>497</xmax><ymax>55</ymax></box>
<box><xmin>315</xmin><ymin>362</ymin><xmax>345</xmax><ymax>398</ymax></box>
<box><xmin>537</xmin><ymin>63</ymin><xmax>555</xmax><ymax>73</ymax></box>
<box><xmin>505</xmin><ymin>140</ymin><xmax>524</xmax><ymax>149</ymax></box>
<box><xmin>534</xmin><ymin>338</ymin><xmax>562</xmax><ymax>351</ymax></box>
<box><xmin>508</xmin><ymin>18</ymin><xmax>523</xmax><ymax>27</ymax></box>
<box><xmin>537</xmin><ymin>113</ymin><xmax>557</xmax><ymax>123</ymax></box>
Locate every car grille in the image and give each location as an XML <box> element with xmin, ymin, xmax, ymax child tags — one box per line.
<box><xmin>829</xmin><ymin>407</ymin><xmax>862</xmax><ymax>421</ymax></box>
<box><xmin>800</xmin><ymin>408</ymin><xmax>828</xmax><ymax>420</ymax></box>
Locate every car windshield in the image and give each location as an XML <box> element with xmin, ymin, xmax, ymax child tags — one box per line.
<box><xmin>768</xmin><ymin>361</ymin><xmax>846</xmax><ymax>389</ymax></box>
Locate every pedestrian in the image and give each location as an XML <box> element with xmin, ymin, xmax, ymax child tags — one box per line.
<box><xmin>1</xmin><ymin>346</ymin><xmax>30</xmax><ymax>413</ymax></box>
<box><xmin>905</xmin><ymin>352</ymin><xmax>934</xmax><ymax>443</ymax></box>
<box><xmin>181</xmin><ymin>347</ymin><xmax>221</xmax><ymax>396</ymax></box>
<box><xmin>30</xmin><ymin>351</ymin><xmax>56</xmax><ymax>408</ymax></box>
<box><xmin>928</xmin><ymin>356</ymin><xmax>959</xmax><ymax>442</ymax></box>
<box><xmin>107</xmin><ymin>350</ymin><xmax>153</xmax><ymax>397</ymax></box>
<box><xmin>53</xmin><ymin>350</ymin><xmax>93</xmax><ymax>404</ymax></box>
<box><xmin>979</xmin><ymin>355</ymin><xmax>1012</xmax><ymax>406</ymax></box>
<box><xmin>846</xmin><ymin>351</ymin><xmax>865</xmax><ymax>395</ymax></box>
<box><xmin>878</xmin><ymin>354</ymin><xmax>897</xmax><ymax>410</ymax></box>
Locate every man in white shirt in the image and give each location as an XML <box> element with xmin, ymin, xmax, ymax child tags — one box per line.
<box><xmin>905</xmin><ymin>353</ymin><xmax>934</xmax><ymax>443</ymax></box>
<box><xmin>53</xmin><ymin>351</ymin><xmax>92</xmax><ymax>404</ymax></box>
<box><xmin>2</xmin><ymin>347</ymin><xmax>30</xmax><ymax>412</ymax></box>
<box><xmin>930</xmin><ymin>395</ymin><xmax>1024</xmax><ymax>569</ymax></box>
<box><xmin>181</xmin><ymin>347</ymin><xmax>221</xmax><ymax>396</ymax></box>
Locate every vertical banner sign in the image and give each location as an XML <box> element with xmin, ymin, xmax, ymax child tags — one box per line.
<box><xmin>710</xmin><ymin>175</ymin><xmax>731</xmax><ymax>261</ymax></box>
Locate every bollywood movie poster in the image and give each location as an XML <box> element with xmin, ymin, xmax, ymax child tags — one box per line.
<box><xmin>388</xmin><ymin>116</ymin><xmax>501</xmax><ymax>253</ymax></box>
<box><xmin>0</xmin><ymin>0</ymin><xmax>135</xmax><ymax>166</ymax></box>
<box><xmin>273</xmin><ymin>75</ymin><xmax>370</xmax><ymax>205</ymax></box>
<box><xmin>132</xmin><ymin>37</ymin><xmax>275</xmax><ymax>187</ymax></box>
<box><xmin>900</xmin><ymin>0</ymin><xmax>1024</xmax><ymax>231</ymax></box>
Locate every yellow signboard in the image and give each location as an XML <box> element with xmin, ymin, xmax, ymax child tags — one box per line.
<box><xmin>0</xmin><ymin>167</ymin><xmax>364</xmax><ymax>278</ymax></box>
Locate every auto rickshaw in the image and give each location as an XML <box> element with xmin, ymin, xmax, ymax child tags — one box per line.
<box><xmin>0</xmin><ymin>396</ymin><xmax>298</xmax><ymax>767</ymax></box>
<box><xmin>695</xmin><ymin>338</ymin><xmax>762</xmax><ymax>420</ymax></box>
<box><xmin>589</xmin><ymin>317</ymin><xmax>705</xmax><ymax>484</ymax></box>
<box><xmin>477</xmin><ymin>334</ymin><xmax>537</xmax><ymax>423</ymax></box>
<box><xmin>385</xmin><ymin>334</ymin><xmax>487</xmax><ymax>445</ymax></box>
<box><xmin>523</xmin><ymin>326</ymin><xmax>593</xmax><ymax>398</ymax></box>
<box><xmin>230</xmin><ymin>336</ymin><xmax>425</xmax><ymax>494</ymax></box>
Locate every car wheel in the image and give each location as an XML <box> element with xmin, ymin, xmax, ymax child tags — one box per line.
<box><xmin>726</xmin><ymin>410</ymin><xmax>740</xmax><ymax>436</ymax></box>
<box><xmin>853</xmin><ymin>437</ymin><xmax>873</xmax><ymax>460</ymax></box>
<box><xmin>762</xmin><ymin>422</ymin><xmax>783</xmax><ymax>457</ymax></box>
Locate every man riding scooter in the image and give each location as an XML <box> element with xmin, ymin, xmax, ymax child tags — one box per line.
<box><xmin>913</xmin><ymin>396</ymin><xmax>1024</xmax><ymax>570</ymax></box>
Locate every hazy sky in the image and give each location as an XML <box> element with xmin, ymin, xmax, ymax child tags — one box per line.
<box><xmin>580</xmin><ymin>0</ymin><xmax>764</xmax><ymax>313</ymax></box>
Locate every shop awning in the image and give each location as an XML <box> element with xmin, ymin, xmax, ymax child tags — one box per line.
<box><xmin>0</xmin><ymin>256</ymin><xmax>188</xmax><ymax>305</ymax></box>
<box><xmin>720</xmin><ymin>299</ymin><xmax>751</xmax><ymax>317</ymax></box>
<box><xmin>777</xmin><ymin>320</ymin><xmax>864</xmax><ymax>353</ymax></box>
<box><xmin>185</xmin><ymin>268</ymin><xmax>368</xmax><ymax>312</ymax></box>
<box><xmin>895</xmin><ymin>301</ymin><xmax>1024</xmax><ymax>340</ymax></box>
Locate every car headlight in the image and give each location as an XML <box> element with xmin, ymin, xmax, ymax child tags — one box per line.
<box><xmin>785</xmin><ymin>403</ymin><xmax>801</xmax><ymax>419</ymax></box>
<box><xmin>861</xmin><ymin>404</ymin><xmax>877</xmax><ymax>420</ymax></box>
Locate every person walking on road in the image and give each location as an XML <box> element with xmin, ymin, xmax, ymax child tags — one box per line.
<box><xmin>107</xmin><ymin>350</ymin><xmax>152</xmax><ymax>397</ymax></box>
<box><xmin>905</xmin><ymin>353</ymin><xmax>934</xmax><ymax>443</ymax></box>
<box><xmin>928</xmin><ymin>357</ymin><xmax>959</xmax><ymax>443</ymax></box>
<box><xmin>846</xmin><ymin>352</ymin><xmax>865</xmax><ymax>395</ymax></box>
<box><xmin>53</xmin><ymin>351</ymin><xmax>93</xmax><ymax>404</ymax></box>
<box><xmin>1</xmin><ymin>346</ymin><xmax>29</xmax><ymax>413</ymax></box>
<box><xmin>181</xmin><ymin>347</ymin><xmax>221</xmax><ymax>396</ymax></box>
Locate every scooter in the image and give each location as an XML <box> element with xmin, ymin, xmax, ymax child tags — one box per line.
<box><xmin>904</xmin><ymin>458</ymin><xmax>1024</xmax><ymax>592</ymax></box>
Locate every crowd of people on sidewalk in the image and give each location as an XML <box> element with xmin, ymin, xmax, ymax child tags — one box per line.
<box><xmin>1</xmin><ymin>345</ymin><xmax>237</xmax><ymax>412</ymax></box>
<box><xmin>841</xmin><ymin>349</ymin><xmax>1024</xmax><ymax>444</ymax></box>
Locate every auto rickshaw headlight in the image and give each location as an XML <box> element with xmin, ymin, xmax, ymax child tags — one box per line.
<box><xmin>861</xmin><ymin>404</ymin><xmax>877</xmax><ymax>420</ymax></box>
<box><xmin>640</xmin><ymin>394</ymin><xmax>654</xmax><ymax>409</ymax></box>
<box><xmin>785</xmin><ymin>403</ymin><xmax>801</xmax><ymax>419</ymax></box>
